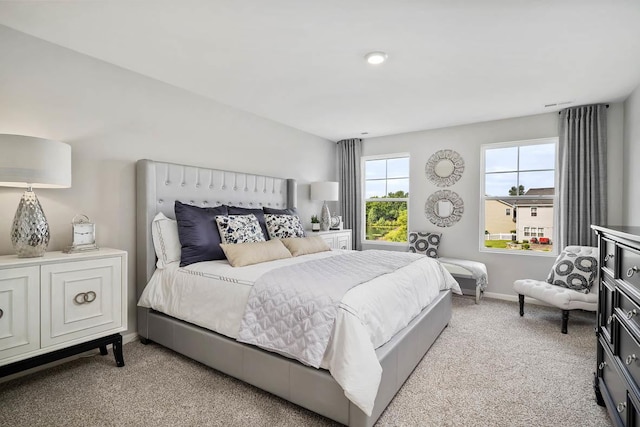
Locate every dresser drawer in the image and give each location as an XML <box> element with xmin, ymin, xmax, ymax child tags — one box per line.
<box><xmin>603</xmin><ymin>238</ymin><xmax>618</xmax><ymax>276</ymax></box>
<box><xmin>618</xmin><ymin>321</ymin><xmax>640</xmax><ymax>391</ymax></box>
<box><xmin>40</xmin><ymin>257</ymin><xmax>123</xmax><ymax>348</ymax></box>
<box><xmin>603</xmin><ymin>347</ymin><xmax>630</xmax><ymax>425</ymax></box>
<box><xmin>620</xmin><ymin>291</ymin><xmax>640</xmax><ymax>333</ymax></box>
<box><xmin>600</xmin><ymin>277</ymin><xmax>616</xmax><ymax>344</ymax></box>
<box><xmin>621</xmin><ymin>245</ymin><xmax>640</xmax><ymax>290</ymax></box>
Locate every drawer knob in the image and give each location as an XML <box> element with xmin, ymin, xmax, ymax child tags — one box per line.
<box><xmin>628</xmin><ymin>266</ymin><xmax>639</xmax><ymax>278</ymax></box>
<box><xmin>599</xmin><ymin>361</ymin><xmax>607</xmax><ymax>370</ymax></box>
<box><xmin>604</xmin><ymin>253</ymin><xmax>615</xmax><ymax>262</ymax></box>
<box><xmin>74</xmin><ymin>291</ymin><xmax>97</xmax><ymax>305</ymax></box>
<box><xmin>0</xmin><ymin>308</ymin><xmax>3</xmax><ymax>319</ymax></box>
<box><xmin>617</xmin><ymin>402</ymin><xmax>627</xmax><ymax>413</ymax></box>
<box><xmin>626</xmin><ymin>354</ymin><xmax>638</xmax><ymax>365</ymax></box>
<box><xmin>628</xmin><ymin>309</ymin><xmax>639</xmax><ymax>320</ymax></box>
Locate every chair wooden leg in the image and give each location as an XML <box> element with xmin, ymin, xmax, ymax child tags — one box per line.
<box><xmin>518</xmin><ymin>294</ymin><xmax>524</xmax><ymax>316</ymax></box>
<box><xmin>561</xmin><ymin>310</ymin><xmax>569</xmax><ymax>334</ymax></box>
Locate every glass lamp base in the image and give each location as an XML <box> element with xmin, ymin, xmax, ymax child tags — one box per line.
<box><xmin>11</xmin><ymin>190</ymin><xmax>50</xmax><ymax>258</ymax></box>
<box><xmin>320</xmin><ymin>201</ymin><xmax>331</xmax><ymax>231</ymax></box>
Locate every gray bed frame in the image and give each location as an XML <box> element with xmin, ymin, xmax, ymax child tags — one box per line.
<box><xmin>136</xmin><ymin>159</ymin><xmax>452</xmax><ymax>426</ymax></box>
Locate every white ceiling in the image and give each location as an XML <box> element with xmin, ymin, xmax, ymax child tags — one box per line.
<box><xmin>1</xmin><ymin>0</ymin><xmax>639</xmax><ymax>141</ymax></box>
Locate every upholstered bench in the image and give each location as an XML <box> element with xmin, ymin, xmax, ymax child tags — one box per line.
<box><xmin>408</xmin><ymin>231</ymin><xmax>488</xmax><ymax>304</ymax></box>
<box><xmin>439</xmin><ymin>258</ymin><xmax>488</xmax><ymax>304</ymax></box>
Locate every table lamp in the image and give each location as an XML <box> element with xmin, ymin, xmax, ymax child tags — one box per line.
<box><xmin>0</xmin><ymin>134</ymin><xmax>72</xmax><ymax>257</ymax></box>
<box><xmin>310</xmin><ymin>181</ymin><xmax>339</xmax><ymax>231</ymax></box>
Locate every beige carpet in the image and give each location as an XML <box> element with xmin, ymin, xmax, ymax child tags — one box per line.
<box><xmin>0</xmin><ymin>296</ymin><xmax>611</xmax><ymax>427</ymax></box>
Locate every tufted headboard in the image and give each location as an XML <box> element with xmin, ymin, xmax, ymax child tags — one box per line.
<box><xmin>135</xmin><ymin>159</ymin><xmax>297</xmax><ymax>300</ymax></box>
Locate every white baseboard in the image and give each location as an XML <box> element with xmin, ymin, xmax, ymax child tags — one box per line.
<box><xmin>479</xmin><ymin>291</ymin><xmax>555</xmax><ymax>308</ymax></box>
<box><xmin>123</xmin><ymin>332</ymin><xmax>139</xmax><ymax>345</ymax></box>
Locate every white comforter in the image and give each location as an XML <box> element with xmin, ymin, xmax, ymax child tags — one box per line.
<box><xmin>138</xmin><ymin>250</ymin><xmax>461</xmax><ymax>415</ymax></box>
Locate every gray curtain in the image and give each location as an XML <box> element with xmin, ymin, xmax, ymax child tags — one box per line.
<box><xmin>337</xmin><ymin>138</ymin><xmax>362</xmax><ymax>250</ymax></box>
<box><xmin>558</xmin><ymin>104</ymin><xmax>607</xmax><ymax>248</ymax></box>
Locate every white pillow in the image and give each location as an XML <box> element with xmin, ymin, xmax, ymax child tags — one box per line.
<box><xmin>215</xmin><ymin>214</ymin><xmax>266</xmax><ymax>244</ymax></box>
<box><xmin>151</xmin><ymin>212</ymin><xmax>181</xmax><ymax>269</ymax></box>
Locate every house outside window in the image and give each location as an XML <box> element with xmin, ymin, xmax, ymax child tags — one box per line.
<box><xmin>506</xmin><ymin>208</ymin><xmax>511</xmax><ymax>216</ymax></box>
<box><xmin>481</xmin><ymin>138</ymin><xmax>557</xmax><ymax>254</ymax></box>
<box><xmin>362</xmin><ymin>154</ymin><xmax>409</xmax><ymax>244</ymax></box>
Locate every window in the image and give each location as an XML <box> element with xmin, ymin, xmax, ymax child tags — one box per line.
<box><xmin>363</xmin><ymin>154</ymin><xmax>409</xmax><ymax>243</ymax></box>
<box><xmin>481</xmin><ymin>138</ymin><xmax>557</xmax><ymax>254</ymax></box>
<box><xmin>505</xmin><ymin>208</ymin><xmax>511</xmax><ymax>216</ymax></box>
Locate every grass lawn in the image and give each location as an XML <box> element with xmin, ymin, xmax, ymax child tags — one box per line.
<box><xmin>484</xmin><ymin>240</ymin><xmax>510</xmax><ymax>249</ymax></box>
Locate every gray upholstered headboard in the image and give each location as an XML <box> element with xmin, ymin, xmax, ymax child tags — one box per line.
<box><xmin>135</xmin><ymin>159</ymin><xmax>297</xmax><ymax>300</ymax></box>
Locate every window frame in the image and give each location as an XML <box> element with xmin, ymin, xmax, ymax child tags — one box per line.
<box><xmin>361</xmin><ymin>152</ymin><xmax>410</xmax><ymax>246</ymax></box>
<box><xmin>479</xmin><ymin>137</ymin><xmax>558</xmax><ymax>256</ymax></box>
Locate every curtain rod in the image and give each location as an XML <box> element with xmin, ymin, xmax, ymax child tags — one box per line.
<box><xmin>558</xmin><ymin>104</ymin><xmax>609</xmax><ymax>114</ymax></box>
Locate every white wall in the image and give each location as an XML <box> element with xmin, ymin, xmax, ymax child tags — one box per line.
<box><xmin>624</xmin><ymin>84</ymin><xmax>640</xmax><ymax>226</ymax></box>
<box><xmin>362</xmin><ymin>105</ymin><xmax>625</xmax><ymax>297</ymax></box>
<box><xmin>0</xmin><ymin>25</ymin><xmax>336</xmax><ymax>335</ymax></box>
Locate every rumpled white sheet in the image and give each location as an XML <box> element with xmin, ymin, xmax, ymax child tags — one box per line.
<box><xmin>138</xmin><ymin>250</ymin><xmax>460</xmax><ymax>416</ymax></box>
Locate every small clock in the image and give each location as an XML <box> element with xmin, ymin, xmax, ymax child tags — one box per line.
<box><xmin>330</xmin><ymin>215</ymin><xmax>343</xmax><ymax>230</ymax></box>
<box><xmin>64</xmin><ymin>214</ymin><xmax>98</xmax><ymax>253</ymax></box>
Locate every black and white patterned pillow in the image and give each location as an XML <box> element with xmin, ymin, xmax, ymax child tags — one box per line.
<box><xmin>546</xmin><ymin>246</ymin><xmax>598</xmax><ymax>293</ymax></box>
<box><xmin>215</xmin><ymin>214</ymin><xmax>265</xmax><ymax>244</ymax></box>
<box><xmin>408</xmin><ymin>231</ymin><xmax>441</xmax><ymax>258</ymax></box>
<box><xmin>265</xmin><ymin>214</ymin><xmax>305</xmax><ymax>239</ymax></box>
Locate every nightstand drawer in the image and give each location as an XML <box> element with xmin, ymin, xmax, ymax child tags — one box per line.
<box><xmin>0</xmin><ymin>266</ymin><xmax>40</xmax><ymax>360</ymax></box>
<box><xmin>602</xmin><ymin>239</ymin><xmax>617</xmax><ymax>276</ymax></box>
<box><xmin>41</xmin><ymin>257</ymin><xmax>123</xmax><ymax>348</ymax></box>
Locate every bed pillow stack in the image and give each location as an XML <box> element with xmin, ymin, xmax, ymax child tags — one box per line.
<box><xmin>163</xmin><ymin>202</ymin><xmax>311</xmax><ymax>268</ymax></box>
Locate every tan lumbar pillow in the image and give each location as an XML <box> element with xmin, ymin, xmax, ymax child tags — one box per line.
<box><xmin>220</xmin><ymin>239</ymin><xmax>292</xmax><ymax>267</ymax></box>
<box><xmin>280</xmin><ymin>236</ymin><xmax>331</xmax><ymax>257</ymax></box>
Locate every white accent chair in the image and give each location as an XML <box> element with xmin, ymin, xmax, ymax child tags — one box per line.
<box><xmin>513</xmin><ymin>246</ymin><xmax>599</xmax><ymax>334</ymax></box>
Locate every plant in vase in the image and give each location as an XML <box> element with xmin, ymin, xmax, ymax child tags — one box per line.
<box><xmin>311</xmin><ymin>215</ymin><xmax>320</xmax><ymax>231</ymax></box>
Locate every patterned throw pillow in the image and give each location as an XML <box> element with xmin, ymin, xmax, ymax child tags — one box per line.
<box><xmin>546</xmin><ymin>246</ymin><xmax>598</xmax><ymax>293</ymax></box>
<box><xmin>408</xmin><ymin>231</ymin><xmax>441</xmax><ymax>258</ymax></box>
<box><xmin>265</xmin><ymin>214</ymin><xmax>305</xmax><ymax>239</ymax></box>
<box><xmin>215</xmin><ymin>214</ymin><xmax>266</xmax><ymax>244</ymax></box>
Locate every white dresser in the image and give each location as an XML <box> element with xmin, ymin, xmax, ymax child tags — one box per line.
<box><xmin>311</xmin><ymin>229</ymin><xmax>352</xmax><ymax>250</ymax></box>
<box><xmin>0</xmin><ymin>248</ymin><xmax>127</xmax><ymax>376</ymax></box>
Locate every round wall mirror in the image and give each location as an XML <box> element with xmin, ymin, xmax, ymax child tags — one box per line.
<box><xmin>425</xmin><ymin>190</ymin><xmax>464</xmax><ymax>227</ymax></box>
<box><xmin>425</xmin><ymin>149</ymin><xmax>465</xmax><ymax>187</ymax></box>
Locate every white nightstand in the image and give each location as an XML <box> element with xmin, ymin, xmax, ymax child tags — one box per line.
<box><xmin>0</xmin><ymin>248</ymin><xmax>127</xmax><ymax>377</ymax></box>
<box><xmin>309</xmin><ymin>229</ymin><xmax>352</xmax><ymax>250</ymax></box>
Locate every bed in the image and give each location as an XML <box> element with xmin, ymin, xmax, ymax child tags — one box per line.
<box><xmin>136</xmin><ymin>159</ymin><xmax>458</xmax><ymax>427</ymax></box>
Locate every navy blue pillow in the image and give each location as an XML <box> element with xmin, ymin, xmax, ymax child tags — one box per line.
<box><xmin>227</xmin><ymin>206</ymin><xmax>270</xmax><ymax>241</ymax></box>
<box><xmin>175</xmin><ymin>201</ymin><xmax>228</xmax><ymax>266</ymax></box>
<box><xmin>263</xmin><ymin>207</ymin><xmax>298</xmax><ymax>216</ymax></box>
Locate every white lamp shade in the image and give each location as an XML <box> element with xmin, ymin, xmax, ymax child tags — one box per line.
<box><xmin>310</xmin><ymin>181</ymin><xmax>339</xmax><ymax>201</ymax></box>
<box><xmin>0</xmin><ymin>134</ymin><xmax>71</xmax><ymax>188</ymax></box>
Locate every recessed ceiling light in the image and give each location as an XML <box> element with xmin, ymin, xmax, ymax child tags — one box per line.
<box><xmin>365</xmin><ymin>51</ymin><xmax>388</xmax><ymax>65</ymax></box>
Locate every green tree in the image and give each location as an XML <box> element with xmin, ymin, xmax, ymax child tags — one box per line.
<box><xmin>382</xmin><ymin>209</ymin><xmax>408</xmax><ymax>242</ymax></box>
<box><xmin>509</xmin><ymin>185</ymin><xmax>525</xmax><ymax>196</ymax></box>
